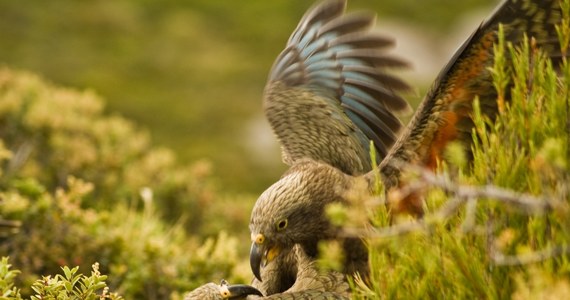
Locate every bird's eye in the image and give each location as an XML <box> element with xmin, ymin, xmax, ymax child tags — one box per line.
<box><xmin>220</xmin><ymin>290</ymin><xmax>230</xmax><ymax>298</ymax></box>
<box><xmin>219</xmin><ymin>280</ymin><xmax>230</xmax><ymax>298</ymax></box>
<box><xmin>276</xmin><ymin>219</ymin><xmax>288</xmax><ymax>231</ymax></box>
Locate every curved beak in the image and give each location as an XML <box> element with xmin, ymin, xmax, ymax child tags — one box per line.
<box><xmin>249</xmin><ymin>235</ymin><xmax>281</xmax><ymax>282</ymax></box>
<box><xmin>249</xmin><ymin>242</ymin><xmax>264</xmax><ymax>282</ymax></box>
<box><xmin>226</xmin><ymin>284</ymin><xmax>263</xmax><ymax>299</ymax></box>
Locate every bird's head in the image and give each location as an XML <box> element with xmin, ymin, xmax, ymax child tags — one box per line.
<box><xmin>249</xmin><ymin>160</ymin><xmax>350</xmax><ymax>281</ymax></box>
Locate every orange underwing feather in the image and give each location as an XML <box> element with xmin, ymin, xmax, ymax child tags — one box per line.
<box><xmin>378</xmin><ymin>0</ymin><xmax>564</xmax><ymax>215</ymax></box>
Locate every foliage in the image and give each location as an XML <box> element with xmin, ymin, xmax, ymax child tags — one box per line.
<box><xmin>349</xmin><ymin>6</ymin><xmax>570</xmax><ymax>299</ymax></box>
<box><xmin>0</xmin><ymin>257</ymin><xmax>21</xmax><ymax>299</ymax></box>
<box><xmin>0</xmin><ymin>68</ymin><xmax>218</xmax><ymax>232</ymax></box>
<box><xmin>0</xmin><ymin>69</ymin><xmax>250</xmax><ymax>298</ymax></box>
<box><xmin>0</xmin><ymin>257</ymin><xmax>122</xmax><ymax>300</ymax></box>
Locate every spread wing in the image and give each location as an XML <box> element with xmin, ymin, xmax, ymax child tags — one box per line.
<box><xmin>379</xmin><ymin>0</ymin><xmax>564</xmax><ymax>197</ymax></box>
<box><xmin>263</xmin><ymin>0</ymin><xmax>411</xmax><ymax>175</ymax></box>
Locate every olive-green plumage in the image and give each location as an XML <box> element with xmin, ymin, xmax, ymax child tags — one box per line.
<box><xmin>185</xmin><ymin>283</ymin><xmax>224</xmax><ymax>300</ymax></box>
<box><xmin>184</xmin><ymin>280</ymin><xmax>262</xmax><ymax>300</ymax></box>
<box><xmin>251</xmin><ymin>242</ymin><xmax>350</xmax><ymax>298</ymax></box>
<box><xmin>251</xmin><ymin>0</ymin><xmax>410</xmax><ymax>286</ymax></box>
<box><xmin>186</xmin><ymin>246</ymin><xmax>349</xmax><ymax>300</ymax></box>
<box><xmin>250</xmin><ymin>160</ymin><xmax>369</xmax><ymax>284</ymax></box>
<box><xmin>185</xmin><ymin>281</ymin><xmax>347</xmax><ymax>300</ymax></box>
<box><xmin>250</xmin><ymin>0</ymin><xmax>566</xmax><ymax>293</ymax></box>
<box><xmin>184</xmin><ymin>282</ymin><xmax>349</xmax><ymax>300</ymax></box>
<box><xmin>259</xmin><ymin>290</ymin><xmax>348</xmax><ymax>300</ymax></box>
<box><xmin>263</xmin><ymin>0</ymin><xmax>411</xmax><ymax>174</ymax></box>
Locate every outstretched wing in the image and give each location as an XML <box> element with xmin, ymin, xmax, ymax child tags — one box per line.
<box><xmin>263</xmin><ymin>0</ymin><xmax>411</xmax><ymax>175</ymax></box>
<box><xmin>379</xmin><ymin>0</ymin><xmax>564</xmax><ymax>213</ymax></box>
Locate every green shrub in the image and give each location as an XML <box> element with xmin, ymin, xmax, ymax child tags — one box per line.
<box><xmin>0</xmin><ymin>68</ymin><xmax>215</xmax><ymax>233</ymax></box>
<box><xmin>0</xmin><ymin>257</ymin><xmax>123</xmax><ymax>300</ymax></box>
<box><xmin>0</xmin><ymin>69</ymin><xmax>250</xmax><ymax>298</ymax></box>
<box><xmin>354</xmin><ymin>6</ymin><xmax>570</xmax><ymax>299</ymax></box>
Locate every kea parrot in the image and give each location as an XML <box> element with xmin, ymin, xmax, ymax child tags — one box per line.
<box><xmin>186</xmin><ymin>245</ymin><xmax>349</xmax><ymax>299</ymax></box>
<box><xmin>184</xmin><ymin>280</ymin><xmax>262</xmax><ymax>300</ymax></box>
<box><xmin>251</xmin><ymin>244</ymin><xmax>350</xmax><ymax>297</ymax></box>
<box><xmin>251</xmin><ymin>0</ymin><xmax>411</xmax><ymax>284</ymax></box>
<box><xmin>250</xmin><ymin>0</ymin><xmax>566</xmax><ymax>292</ymax></box>
<box><xmin>185</xmin><ymin>280</ymin><xmax>346</xmax><ymax>300</ymax></box>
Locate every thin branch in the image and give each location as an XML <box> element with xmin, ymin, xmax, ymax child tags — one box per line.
<box><xmin>490</xmin><ymin>244</ymin><xmax>570</xmax><ymax>266</ymax></box>
<box><xmin>0</xmin><ymin>219</ymin><xmax>21</xmax><ymax>228</ymax></box>
<box><xmin>400</xmin><ymin>164</ymin><xmax>559</xmax><ymax>214</ymax></box>
<box><xmin>0</xmin><ymin>219</ymin><xmax>21</xmax><ymax>237</ymax></box>
<box><xmin>341</xmin><ymin>194</ymin><xmax>467</xmax><ymax>239</ymax></box>
<box><xmin>341</xmin><ymin>164</ymin><xmax>564</xmax><ymax>239</ymax></box>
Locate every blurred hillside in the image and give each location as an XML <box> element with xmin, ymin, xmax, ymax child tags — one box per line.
<box><xmin>0</xmin><ymin>0</ymin><xmax>494</xmax><ymax>193</ymax></box>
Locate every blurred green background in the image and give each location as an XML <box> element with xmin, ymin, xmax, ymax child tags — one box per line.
<box><xmin>0</xmin><ymin>0</ymin><xmax>495</xmax><ymax>194</ymax></box>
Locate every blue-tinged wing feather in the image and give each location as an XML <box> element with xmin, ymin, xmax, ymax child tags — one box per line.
<box><xmin>264</xmin><ymin>0</ymin><xmax>412</xmax><ymax>170</ymax></box>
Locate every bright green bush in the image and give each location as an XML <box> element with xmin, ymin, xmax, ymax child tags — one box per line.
<box><xmin>0</xmin><ymin>68</ymin><xmax>216</xmax><ymax>233</ymax></box>
<box><xmin>0</xmin><ymin>69</ymin><xmax>251</xmax><ymax>298</ymax></box>
<box><xmin>353</xmin><ymin>6</ymin><xmax>570</xmax><ymax>299</ymax></box>
<box><xmin>0</xmin><ymin>257</ymin><xmax>123</xmax><ymax>300</ymax></box>
<box><xmin>0</xmin><ymin>170</ymin><xmax>246</xmax><ymax>298</ymax></box>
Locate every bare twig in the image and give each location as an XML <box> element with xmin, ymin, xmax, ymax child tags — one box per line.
<box><xmin>0</xmin><ymin>219</ymin><xmax>21</xmax><ymax>228</ymax></box>
<box><xmin>491</xmin><ymin>244</ymin><xmax>570</xmax><ymax>266</ymax></box>
<box><xmin>400</xmin><ymin>164</ymin><xmax>558</xmax><ymax>214</ymax></box>
<box><xmin>341</xmin><ymin>194</ymin><xmax>467</xmax><ymax>239</ymax></box>
<box><xmin>341</xmin><ymin>163</ymin><xmax>564</xmax><ymax>240</ymax></box>
<box><xmin>0</xmin><ymin>219</ymin><xmax>22</xmax><ymax>237</ymax></box>
<box><xmin>340</xmin><ymin>163</ymin><xmax>569</xmax><ymax>266</ymax></box>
